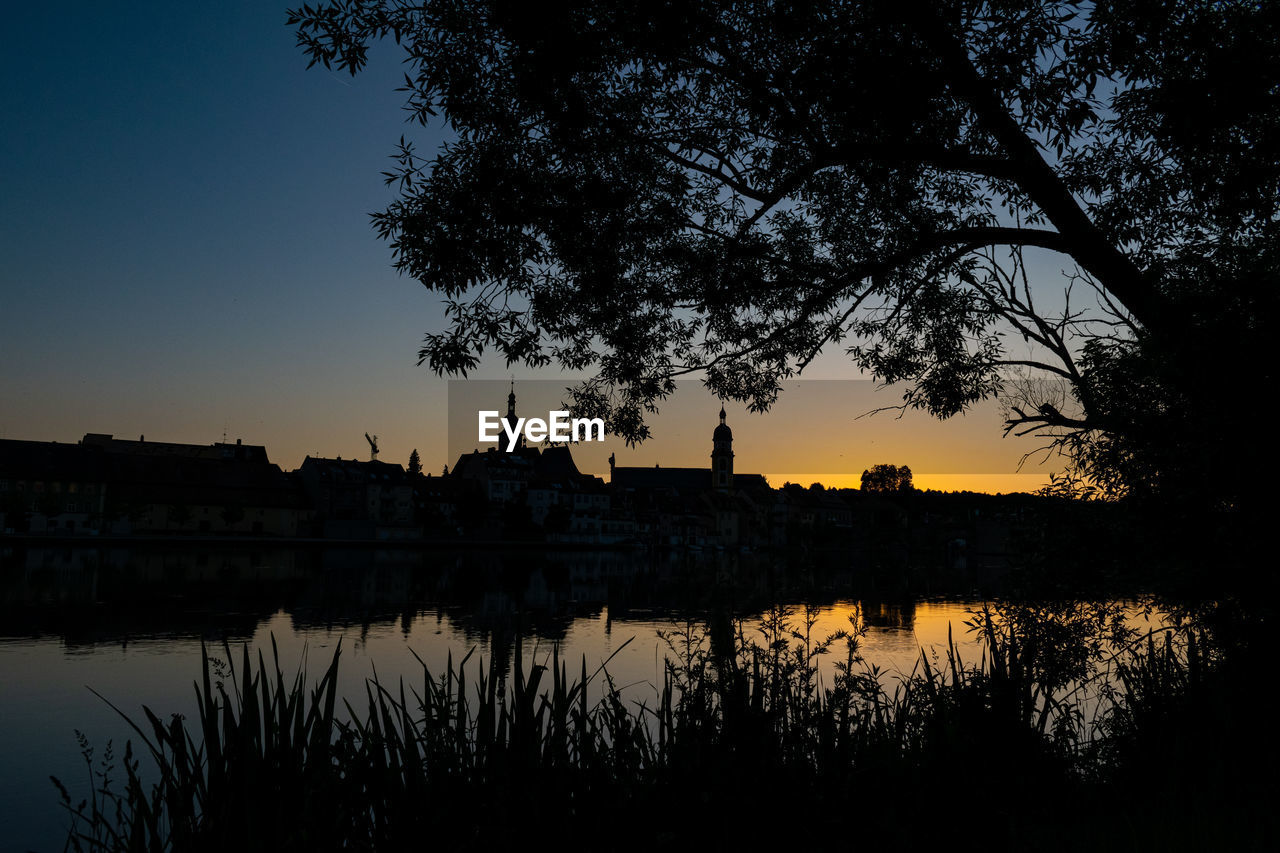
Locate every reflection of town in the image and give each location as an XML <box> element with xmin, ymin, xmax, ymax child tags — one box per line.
<box><xmin>0</xmin><ymin>388</ymin><xmax>1037</xmax><ymax>572</ymax></box>
<box><xmin>0</xmin><ymin>543</ymin><xmax>920</xmax><ymax>647</ymax></box>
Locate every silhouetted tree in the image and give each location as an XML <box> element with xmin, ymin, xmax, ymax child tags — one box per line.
<box><xmin>101</xmin><ymin>494</ymin><xmax>146</xmax><ymax>532</ymax></box>
<box><xmin>408</xmin><ymin>449</ymin><xmax>422</xmax><ymax>476</ymax></box>
<box><xmin>291</xmin><ymin>1</ymin><xmax>1278</xmax><ymax>508</ymax></box>
<box><xmin>860</xmin><ymin>464</ymin><xmax>914</xmax><ymax>494</ymax></box>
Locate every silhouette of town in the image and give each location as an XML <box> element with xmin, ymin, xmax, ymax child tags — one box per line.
<box><xmin>0</xmin><ymin>386</ymin><xmax>1065</xmax><ymax>575</ymax></box>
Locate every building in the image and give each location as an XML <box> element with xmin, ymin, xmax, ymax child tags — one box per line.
<box><xmin>609</xmin><ymin>407</ymin><xmax>769</xmax><ymax>495</ymax></box>
<box><xmin>449</xmin><ymin>385</ymin><xmax>614</xmax><ymax>539</ymax></box>
<box><xmin>81</xmin><ymin>434</ymin><xmax>309</xmax><ymax>536</ymax></box>
<box><xmin>296</xmin><ymin>456</ymin><xmax>420</xmax><ymax>539</ymax></box>
<box><xmin>1</xmin><ymin>434</ymin><xmax>310</xmax><ymax>537</ymax></box>
<box><xmin>608</xmin><ymin>407</ymin><xmax>771</xmax><ymax>547</ymax></box>
<box><xmin>712</xmin><ymin>406</ymin><xmax>734</xmax><ymax>491</ymax></box>
<box><xmin>0</xmin><ymin>440</ymin><xmax>109</xmax><ymax>534</ymax></box>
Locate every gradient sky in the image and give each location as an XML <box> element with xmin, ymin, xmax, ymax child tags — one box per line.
<box><xmin>0</xmin><ymin>3</ymin><xmax>1067</xmax><ymax>492</ymax></box>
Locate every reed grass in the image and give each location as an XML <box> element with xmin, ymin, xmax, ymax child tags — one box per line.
<box><xmin>53</xmin><ymin>602</ymin><xmax>1267</xmax><ymax>851</ymax></box>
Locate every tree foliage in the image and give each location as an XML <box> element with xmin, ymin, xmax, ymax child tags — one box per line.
<box><xmin>289</xmin><ymin>0</ymin><xmax>1279</xmax><ymax>507</ymax></box>
<box><xmin>860</xmin><ymin>464</ymin><xmax>914</xmax><ymax>493</ymax></box>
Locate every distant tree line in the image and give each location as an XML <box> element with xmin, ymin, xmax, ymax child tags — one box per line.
<box><xmin>860</xmin><ymin>464</ymin><xmax>914</xmax><ymax>493</ymax></box>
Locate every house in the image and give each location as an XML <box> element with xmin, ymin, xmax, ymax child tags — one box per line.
<box><xmin>81</xmin><ymin>434</ymin><xmax>309</xmax><ymax>537</ymax></box>
<box><xmin>1</xmin><ymin>434</ymin><xmax>310</xmax><ymax>537</ymax></box>
<box><xmin>0</xmin><ymin>440</ymin><xmax>109</xmax><ymax>534</ymax></box>
<box><xmin>296</xmin><ymin>456</ymin><xmax>420</xmax><ymax>539</ymax></box>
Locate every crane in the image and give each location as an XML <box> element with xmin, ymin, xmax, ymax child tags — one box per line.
<box><xmin>364</xmin><ymin>432</ymin><xmax>379</xmax><ymax>462</ymax></box>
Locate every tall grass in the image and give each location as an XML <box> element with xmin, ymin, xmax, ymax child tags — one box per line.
<box><xmin>53</xmin><ymin>603</ymin><xmax>1268</xmax><ymax>851</ymax></box>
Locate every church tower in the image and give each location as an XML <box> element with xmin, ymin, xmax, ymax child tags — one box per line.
<box><xmin>711</xmin><ymin>405</ymin><xmax>734</xmax><ymax>492</ymax></box>
<box><xmin>503</xmin><ymin>381</ymin><xmax>523</xmax><ymax>453</ymax></box>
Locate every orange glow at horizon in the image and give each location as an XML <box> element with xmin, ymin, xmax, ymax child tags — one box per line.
<box><xmin>765</xmin><ymin>473</ymin><xmax>1054</xmax><ymax>494</ymax></box>
<box><xmin>448</xmin><ymin>379</ymin><xmax>1066</xmax><ymax>495</ymax></box>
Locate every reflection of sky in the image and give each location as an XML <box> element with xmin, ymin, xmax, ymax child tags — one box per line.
<box><xmin>3</xmin><ymin>5</ymin><xmax>1073</xmax><ymax>494</ymax></box>
<box><xmin>0</xmin><ymin>595</ymin><xmax>1169</xmax><ymax>851</ymax></box>
<box><xmin>0</xmin><ymin>599</ymin><xmax>969</xmax><ymax>852</ymax></box>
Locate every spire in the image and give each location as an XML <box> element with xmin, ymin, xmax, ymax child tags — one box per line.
<box><xmin>712</xmin><ymin>404</ymin><xmax>734</xmax><ymax>492</ymax></box>
<box><xmin>503</xmin><ymin>378</ymin><xmax>523</xmax><ymax>452</ymax></box>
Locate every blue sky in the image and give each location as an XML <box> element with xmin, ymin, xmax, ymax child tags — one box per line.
<box><xmin>0</xmin><ymin>3</ymin><xmax>1061</xmax><ymax>490</ymax></box>
<box><xmin>1</xmin><ymin>2</ymin><xmax>459</xmax><ymax>468</ymax></box>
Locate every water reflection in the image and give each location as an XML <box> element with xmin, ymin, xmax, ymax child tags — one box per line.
<box><xmin>0</xmin><ymin>543</ymin><xmax>1107</xmax><ymax>852</ymax></box>
<box><xmin>1</xmin><ymin>543</ymin><xmax>881</xmax><ymax>645</ymax></box>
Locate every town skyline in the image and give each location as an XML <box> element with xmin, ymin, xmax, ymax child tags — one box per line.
<box><xmin>5</xmin><ymin>376</ymin><xmax>1062</xmax><ymax>495</ymax></box>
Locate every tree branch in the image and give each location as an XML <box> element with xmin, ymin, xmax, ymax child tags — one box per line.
<box><xmin>918</xmin><ymin>13</ymin><xmax>1168</xmax><ymax>332</ymax></box>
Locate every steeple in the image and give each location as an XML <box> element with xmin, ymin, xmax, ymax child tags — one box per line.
<box><xmin>503</xmin><ymin>379</ymin><xmax>523</xmax><ymax>453</ymax></box>
<box><xmin>711</xmin><ymin>405</ymin><xmax>734</xmax><ymax>492</ymax></box>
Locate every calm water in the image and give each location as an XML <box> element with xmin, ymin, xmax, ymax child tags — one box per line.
<box><xmin>0</xmin><ymin>543</ymin><xmax>1150</xmax><ymax>852</ymax></box>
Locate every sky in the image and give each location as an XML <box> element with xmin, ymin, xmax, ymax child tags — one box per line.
<box><xmin>0</xmin><ymin>2</ymin><xmax>1065</xmax><ymax>492</ymax></box>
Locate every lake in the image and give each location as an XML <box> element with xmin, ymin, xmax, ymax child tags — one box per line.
<box><xmin>0</xmin><ymin>542</ymin><xmax>1157</xmax><ymax>852</ymax></box>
